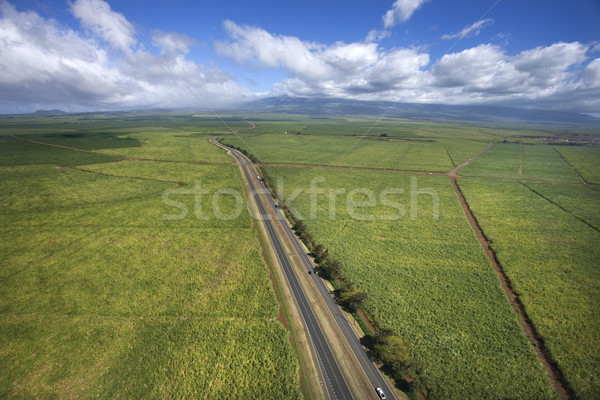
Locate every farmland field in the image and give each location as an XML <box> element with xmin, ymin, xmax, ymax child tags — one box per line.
<box><xmin>553</xmin><ymin>146</ymin><xmax>600</xmax><ymax>184</ymax></box>
<box><xmin>0</xmin><ymin>116</ymin><xmax>301</xmax><ymax>399</ymax></box>
<box><xmin>460</xmin><ymin>143</ymin><xmax>582</xmax><ymax>182</ymax></box>
<box><xmin>249</xmin><ymin>120</ymin><xmax>599</xmax><ymax>399</ymax></box>
<box><xmin>2</xmin><ymin>112</ymin><xmax>599</xmax><ymax>400</ymax></box>
<box><xmin>221</xmin><ymin>120</ymin><xmax>500</xmax><ymax>171</ymax></box>
<box><xmin>262</xmin><ymin>166</ymin><xmax>556</xmax><ymax>399</ymax></box>
<box><xmin>457</xmin><ymin>179</ymin><xmax>600</xmax><ymax>400</ymax></box>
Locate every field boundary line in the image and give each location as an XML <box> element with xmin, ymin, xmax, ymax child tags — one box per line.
<box><xmin>447</xmin><ymin>142</ymin><xmax>493</xmax><ymax>176</ymax></box>
<box><xmin>121</xmin><ymin>158</ymin><xmax>234</xmax><ymax>166</ymax></box>
<box><xmin>10</xmin><ymin>134</ymin><xmax>105</xmax><ymax>154</ymax></box>
<box><xmin>520</xmin><ymin>143</ymin><xmax>524</xmax><ymax>175</ymax></box>
<box><xmin>518</xmin><ymin>181</ymin><xmax>599</xmax><ymax>233</ymax></box>
<box><xmin>444</xmin><ymin>145</ymin><xmax>456</xmax><ymax>167</ymax></box>
<box><xmin>451</xmin><ymin>177</ymin><xmax>574</xmax><ymax>400</ymax></box>
<box><xmin>260</xmin><ymin>162</ymin><xmax>447</xmax><ymax>175</ymax></box>
<box><xmin>11</xmin><ymin>133</ymin><xmax>237</xmax><ymax>166</ymax></box>
<box><xmin>458</xmin><ymin>174</ymin><xmax>589</xmax><ymax>186</ymax></box>
<box><xmin>552</xmin><ymin>146</ymin><xmax>588</xmax><ymax>184</ymax></box>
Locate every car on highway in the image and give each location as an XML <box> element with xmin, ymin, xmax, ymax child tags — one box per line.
<box><xmin>376</xmin><ymin>387</ymin><xmax>387</xmax><ymax>399</ymax></box>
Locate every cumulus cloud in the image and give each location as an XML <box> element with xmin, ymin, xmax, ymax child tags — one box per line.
<box><xmin>513</xmin><ymin>42</ymin><xmax>588</xmax><ymax>86</ymax></box>
<box><xmin>1</xmin><ymin>0</ymin><xmax>599</xmax><ymax>114</ymax></box>
<box><xmin>216</xmin><ymin>20</ymin><xmax>333</xmax><ymax>80</ymax></box>
<box><xmin>383</xmin><ymin>0</ymin><xmax>429</xmax><ymax>28</ymax></box>
<box><xmin>442</xmin><ymin>18</ymin><xmax>494</xmax><ymax>40</ymax></box>
<box><xmin>428</xmin><ymin>42</ymin><xmax>599</xmax><ymax>109</ymax></box>
<box><xmin>152</xmin><ymin>30</ymin><xmax>198</xmax><ymax>57</ymax></box>
<box><xmin>582</xmin><ymin>58</ymin><xmax>600</xmax><ymax>87</ymax></box>
<box><xmin>216</xmin><ymin>20</ymin><xmax>429</xmax><ymax>100</ymax></box>
<box><xmin>69</xmin><ymin>0</ymin><xmax>136</xmax><ymax>53</ymax></box>
<box><xmin>365</xmin><ymin>29</ymin><xmax>390</xmax><ymax>43</ymax></box>
<box><xmin>0</xmin><ymin>0</ymin><xmax>250</xmax><ymax>112</ymax></box>
<box><xmin>217</xmin><ymin>20</ymin><xmax>600</xmax><ymax>112</ymax></box>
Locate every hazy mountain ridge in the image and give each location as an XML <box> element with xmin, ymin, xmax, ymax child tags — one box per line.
<box><xmin>241</xmin><ymin>96</ymin><xmax>600</xmax><ymax>127</ymax></box>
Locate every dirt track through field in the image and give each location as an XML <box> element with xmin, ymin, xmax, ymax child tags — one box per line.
<box><xmin>520</xmin><ymin>143</ymin><xmax>524</xmax><ymax>175</ymax></box>
<box><xmin>447</xmin><ymin>142</ymin><xmax>494</xmax><ymax>177</ymax></box>
<box><xmin>448</xmin><ymin>143</ymin><xmax>573</xmax><ymax>400</ymax></box>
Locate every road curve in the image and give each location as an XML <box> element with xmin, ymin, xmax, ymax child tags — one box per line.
<box><xmin>210</xmin><ymin>135</ymin><xmax>397</xmax><ymax>400</ymax></box>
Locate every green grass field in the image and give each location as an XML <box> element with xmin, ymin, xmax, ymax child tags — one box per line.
<box><xmin>460</xmin><ymin>143</ymin><xmax>583</xmax><ymax>182</ymax></box>
<box><xmin>0</xmin><ymin>117</ymin><xmax>301</xmax><ymax>399</ymax></box>
<box><xmin>522</xmin><ymin>181</ymin><xmax>600</xmax><ymax>230</ymax></box>
<box><xmin>220</xmin><ymin>117</ymin><xmax>516</xmax><ymax>170</ymax></box>
<box><xmin>262</xmin><ymin>166</ymin><xmax>556</xmax><ymax>399</ymax></box>
<box><xmin>2</xmin><ymin>112</ymin><xmax>599</xmax><ymax>399</ymax></box>
<box><xmin>553</xmin><ymin>146</ymin><xmax>600</xmax><ymax>184</ymax></box>
<box><xmin>457</xmin><ymin>179</ymin><xmax>600</xmax><ymax>400</ymax></box>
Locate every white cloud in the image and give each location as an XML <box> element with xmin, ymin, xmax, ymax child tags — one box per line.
<box><xmin>427</xmin><ymin>42</ymin><xmax>600</xmax><ymax>110</ymax></box>
<box><xmin>365</xmin><ymin>29</ymin><xmax>390</xmax><ymax>43</ymax></box>
<box><xmin>216</xmin><ymin>20</ymin><xmax>429</xmax><ymax>99</ymax></box>
<box><xmin>431</xmin><ymin>44</ymin><xmax>523</xmax><ymax>91</ymax></box>
<box><xmin>442</xmin><ymin>18</ymin><xmax>494</xmax><ymax>40</ymax></box>
<box><xmin>383</xmin><ymin>0</ymin><xmax>429</xmax><ymax>28</ymax></box>
<box><xmin>68</xmin><ymin>0</ymin><xmax>136</xmax><ymax>53</ymax></box>
<box><xmin>582</xmin><ymin>58</ymin><xmax>600</xmax><ymax>87</ymax></box>
<box><xmin>217</xmin><ymin>20</ymin><xmax>600</xmax><ymax>112</ymax></box>
<box><xmin>152</xmin><ymin>30</ymin><xmax>198</xmax><ymax>57</ymax></box>
<box><xmin>1</xmin><ymin>1</ymin><xmax>598</xmax><ymax>114</ymax></box>
<box><xmin>0</xmin><ymin>0</ymin><xmax>251</xmax><ymax>112</ymax></box>
<box><xmin>216</xmin><ymin>20</ymin><xmax>333</xmax><ymax>81</ymax></box>
<box><xmin>513</xmin><ymin>42</ymin><xmax>587</xmax><ymax>86</ymax></box>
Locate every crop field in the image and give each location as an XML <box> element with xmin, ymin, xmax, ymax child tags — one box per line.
<box><xmin>251</xmin><ymin>120</ymin><xmax>599</xmax><ymax>399</ymax></box>
<box><xmin>262</xmin><ymin>166</ymin><xmax>556</xmax><ymax>399</ymax></box>
<box><xmin>522</xmin><ymin>181</ymin><xmax>600</xmax><ymax>230</ymax></box>
<box><xmin>460</xmin><ymin>143</ymin><xmax>582</xmax><ymax>182</ymax></box>
<box><xmin>0</xmin><ymin>136</ymin><xmax>123</xmax><ymax>166</ymax></box>
<box><xmin>456</xmin><ymin>179</ymin><xmax>600</xmax><ymax>400</ymax></box>
<box><xmin>553</xmin><ymin>146</ymin><xmax>600</xmax><ymax>184</ymax></box>
<box><xmin>223</xmin><ymin>132</ymin><xmax>490</xmax><ymax>171</ymax></box>
<box><xmin>0</xmin><ymin>116</ymin><xmax>301</xmax><ymax>399</ymax></box>
<box><xmin>2</xmin><ymin>112</ymin><xmax>599</xmax><ymax>400</ymax></box>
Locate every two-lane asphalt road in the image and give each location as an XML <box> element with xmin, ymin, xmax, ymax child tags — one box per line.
<box><xmin>210</xmin><ymin>135</ymin><xmax>397</xmax><ymax>400</ymax></box>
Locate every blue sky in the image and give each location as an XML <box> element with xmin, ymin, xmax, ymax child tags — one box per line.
<box><xmin>1</xmin><ymin>0</ymin><xmax>599</xmax><ymax>113</ymax></box>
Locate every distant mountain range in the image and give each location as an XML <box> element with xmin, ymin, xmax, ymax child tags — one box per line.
<box><xmin>15</xmin><ymin>97</ymin><xmax>600</xmax><ymax>127</ymax></box>
<box><xmin>239</xmin><ymin>96</ymin><xmax>600</xmax><ymax>127</ymax></box>
<box><xmin>32</xmin><ymin>109</ymin><xmax>68</xmax><ymax>116</ymax></box>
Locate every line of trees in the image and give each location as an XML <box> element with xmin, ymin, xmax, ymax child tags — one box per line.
<box><xmin>219</xmin><ymin>139</ymin><xmax>259</xmax><ymax>163</ymax></box>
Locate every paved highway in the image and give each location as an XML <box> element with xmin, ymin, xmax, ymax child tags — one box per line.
<box><xmin>210</xmin><ymin>136</ymin><xmax>397</xmax><ymax>400</ymax></box>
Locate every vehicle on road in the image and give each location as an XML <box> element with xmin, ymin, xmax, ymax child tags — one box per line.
<box><xmin>376</xmin><ymin>387</ymin><xmax>387</xmax><ymax>399</ymax></box>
